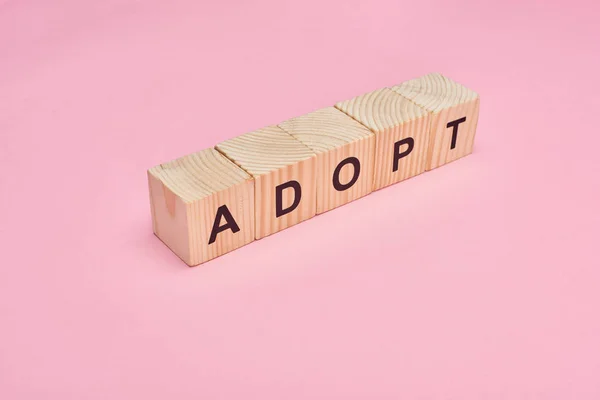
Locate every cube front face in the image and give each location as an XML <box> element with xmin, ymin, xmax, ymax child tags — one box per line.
<box><xmin>254</xmin><ymin>157</ymin><xmax>317</xmax><ymax>239</ymax></box>
<box><xmin>427</xmin><ymin>97</ymin><xmax>480</xmax><ymax>170</ymax></box>
<box><xmin>391</xmin><ymin>73</ymin><xmax>480</xmax><ymax>170</ymax></box>
<box><xmin>186</xmin><ymin>181</ymin><xmax>255</xmax><ymax>265</ymax></box>
<box><xmin>278</xmin><ymin>107</ymin><xmax>375</xmax><ymax>214</ymax></box>
<box><xmin>335</xmin><ymin>88</ymin><xmax>430</xmax><ymax>191</ymax></box>
<box><xmin>148</xmin><ymin>149</ymin><xmax>255</xmax><ymax>266</ymax></box>
<box><xmin>373</xmin><ymin>114</ymin><xmax>430</xmax><ymax>189</ymax></box>
<box><xmin>315</xmin><ymin>137</ymin><xmax>374</xmax><ymax>214</ymax></box>
<box><xmin>216</xmin><ymin>126</ymin><xmax>318</xmax><ymax>239</ymax></box>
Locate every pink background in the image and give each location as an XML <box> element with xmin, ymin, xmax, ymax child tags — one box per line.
<box><xmin>1</xmin><ymin>0</ymin><xmax>599</xmax><ymax>398</ymax></box>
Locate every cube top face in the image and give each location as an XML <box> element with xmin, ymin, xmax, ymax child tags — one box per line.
<box><xmin>278</xmin><ymin>107</ymin><xmax>373</xmax><ymax>153</ymax></box>
<box><xmin>335</xmin><ymin>87</ymin><xmax>428</xmax><ymax>132</ymax></box>
<box><xmin>148</xmin><ymin>148</ymin><xmax>252</xmax><ymax>203</ymax></box>
<box><xmin>390</xmin><ymin>73</ymin><xmax>479</xmax><ymax>114</ymax></box>
<box><xmin>215</xmin><ymin>125</ymin><xmax>316</xmax><ymax>177</ymax></box>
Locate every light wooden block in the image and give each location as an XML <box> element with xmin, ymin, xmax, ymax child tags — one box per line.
<box><xmin>215</xmin><ymin>126</ymin><xmax>317</xmax><ymax>239</ymax></box>
<box><xmin>148</xmin><ymin>148</ymin><xmax>255</xmax><ymax>266</ymax></box>
<box><xmin>335</xmin><ymin>88</ymin><xmax>430</xmax><ymax>191</ymax></box>
<box><xmin>391</xmin><ymin>73</ymin><xmax>480</xmax><ymax>170</ymax></box>
<box><xmin>278</xmin><ymin>107</ymin><xmax>375</xmax><ymax>214</ymax></box>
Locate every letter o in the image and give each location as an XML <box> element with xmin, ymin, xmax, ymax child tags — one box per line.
<box><xmin>332</xmin><ymin>157</ymin><xmax>361</xmax><ymax>192</ymax></box>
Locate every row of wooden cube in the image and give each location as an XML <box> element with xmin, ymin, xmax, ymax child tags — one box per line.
<box><xmin>148</xmin><ymin>73</ymin><xmax>480</xmax><ymax>266</ymax></box>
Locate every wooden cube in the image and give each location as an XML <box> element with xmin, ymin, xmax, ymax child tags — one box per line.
<box><xmin>278</xmin><ymin>107</ymin><xmax>375</xmax><ymax>214</ymax></box>
<box><xmin>215</xmin><ymin>126</ymin><xmax>317</xmax><ymax>239</ymax></box>
<box><xmin>391</xmin><ymin>73</ymin><xmax>480</xmax><ymax>170</ymax></box>
<box><xmin>147</xmin><ymin>148</ymin><xmax>255</xmax><ymax>266</ymax></box>
<box><xmin>335</xmin><ymin>88</ymin><xmax>430</xmax><ymax>190</ymax></box>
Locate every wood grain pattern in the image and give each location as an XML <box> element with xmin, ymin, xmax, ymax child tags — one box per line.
<box><xmin>215</xmin><ymin>126</ymin><xmax>317</xmax><ymax>239</ymax></box>
<box><xmin>391</xmin><ymin>73</ymin><xmax>480</xmax><ymax>170</ymax></box>
<box><xmin>335</xmin><ymin>88</ymin><xmax>430</xmax><ymax>190</ymax></box>
<box><xmin>278</xmin><ymin>107</ymin><xmax>375</xmax><ymax>214</ymax></box>
<box><xmin>148</xmin><ymin>148</ymin><xmax>255</xmax><ymax>266</ymax></box>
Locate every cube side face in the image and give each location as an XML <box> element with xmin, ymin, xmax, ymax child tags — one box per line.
<box><xmin>317</xmin><ymin>136</ymin><xmax>375</xmax><ymax>214</ymax></box>
<box><xmin>187</xmin><ymin>179</ymin><xmax>255</xmax><ymax>265</ymax></box>
<box><xmin>427</xmin><ymin>97</ymin><xmax>480</xmax><ymax>170</ymax></box>
<box><xmin>372</xmin><ymin>113</ymin><xmax>431</xmax><ymax>190</ymax></box>
<box><xmin>148</xmin><ymin>171</ymin><xmax>191</xmax><ymax>265</ymax></box>
<box><xmin>255</xmin><ymin>156</ymin><xmax>317</xmax><ymax>239</ymax></box>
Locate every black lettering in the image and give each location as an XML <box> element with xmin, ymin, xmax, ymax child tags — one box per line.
<box><xmin>446</xmin><ymin>117</ymin><xmax>467</xmax><ymax>150</ymax></box>
<box><xmin>333</xmin><ymin>157</ymin><xmax>361</xmax><ymax>191</ymax></box>
<box><xmin>393</xmin><ymin>138</ymin><xmax>415</xmax><ymax>172</ymax></box>
<box><xmin>275</xmin><ymin>180</ymin><xmax>301</xmax><ymax>217</ymax></box>
<box><xmin>208</xmin><ymin>205</ymin><xmax>240</xmax><ymax>245</ymax></box>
